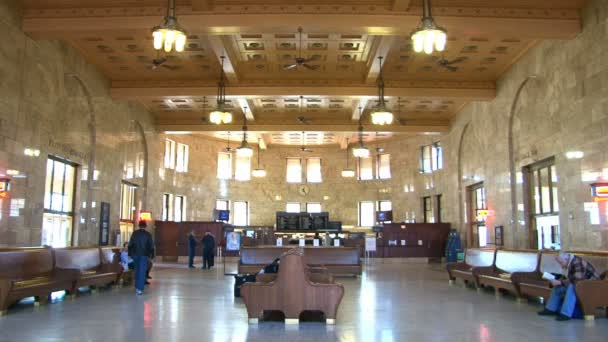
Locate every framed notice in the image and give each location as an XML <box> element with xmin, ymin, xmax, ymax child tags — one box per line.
<box><xmin>225</xmin><ymin>232</ymin><xmax>241</xmax><ymax>251</ymax></box>
<box><xmin>495</xmin><ymin>226</ymin><xmax>504</xmax><ymax>246</ymax></box>
<box><xmin>276</xmin><ymin>238</ymin><xmax>283</xmax><ymax>247</ymax></box>
<box><xmin>98</xmin><ymin>202</ymin><xmax>110</xmax><ymax>246</ymax></box>
<box><xmin>313</xmin><ymin>239</ymin><xmax>320</xmax><ymax>247</ymax></box>
<box><xmin>333</xmin><ymin>239</ymin><xmax>340</xmax><ymax>247</ymax></box>
<box><xmin>365</xmin><ymin>237</ymin><xmax>376</xmax><ymax>251</ymax></box>
<box><xmin>299</xmin><ymin>239</ymin><xmax>305</xmax><ymax>247</ymax></box>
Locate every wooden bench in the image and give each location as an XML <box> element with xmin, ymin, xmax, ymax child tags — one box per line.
<box><xmin>239</xmin><ymin>246</ymin><xmax>362</xmax><ymax>276</ymax></box>
<box><xmin>99</xmin><ymin>247</ymin><xmax>132</xmax><ymax>285</ymax></box>
<box><xmin>446</xmin><ymin>248</ymin><xmax>495</xmax><ymax>285</ymax></box>
<box><xmin>241</xmin><ymin>248</ymin><xmax>344</xmax><ymax>324</ymax></box>
<box><xmin>54</xmin><ymin>247</ymin><xmax>122</xmax><ymax>295</ymax></box>
<box><xmin>510</xmin><ymin>250</ymin><xmax>562</xmax><ymax>301</ymax></box>
<box><xmin>573</xmin><ymin>251</ymin><xmax>608</xmax><ymax>320</ymax></box>
<box><xmin>473</xmin><ymin>249</ymin><xmax>539</xmax><ymax>298</ymax></box>
<box><xmin>0</xmin><ymin>247</ymin><xmax>77</xmax><ymax>315</ymax></box>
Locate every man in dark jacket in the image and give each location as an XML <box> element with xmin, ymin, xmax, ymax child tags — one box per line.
<box><xmin>201</xmin><ymin>232</ymin><xmax>216</xmax><ymax>270</ymax></box>
<box><xmin>188</xmin><ymin>231</ymin><xmax>197</xmax><ymax>268</ymax></box>
<box><xmin>128</xmin><ymin>221</ymin><xmax>155</xmax><ymax>295</ymax></box>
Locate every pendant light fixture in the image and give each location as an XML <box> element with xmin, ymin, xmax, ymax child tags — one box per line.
<box><xmin>370</xmin><ymin>56</ymin><xmax>393</xmax><ymax>125</ymax></box>
<box><xmin>152</xmin><ymin>0</ymin><xmax>187</xmax><ymax>53</ymax></box>
<box><xmin>236</xmin><ymin>107</ymin><xmax>253</xmax><ymax>157</ymax></box>
<box><xmin>352</xmin><ymin>107</ymin><xmax>370</xmax><ymax>158</ymax></box>
<box><xmin>341</xmin><ymin>138</ymin><xmax>355</xmax><ymax>178</ymax></box>
<box><xmin>252</xmin><ymin>138</ymin><xmax>267</xmax><ymax>178</ymax></box>
<box><xmin>411</xmin><ymin>0</ymin><xmax>447</xmax><ymax>55</ymax></box>
<box><xmin>209</xmin><ymin>56</ymin><xmax>233</xmax><ymax>125</ymax></box>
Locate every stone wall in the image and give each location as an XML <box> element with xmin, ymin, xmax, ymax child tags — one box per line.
<box><xmin>0</xmin><ymin>1</ymin><xmax>158</xmax><ymax>247</ymax></box>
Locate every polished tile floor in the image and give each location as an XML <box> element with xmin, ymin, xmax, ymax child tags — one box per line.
<box><xmin>0</xmin><ymin>260</ymin><xmax>606</xmax><ymax>342</ymax></box>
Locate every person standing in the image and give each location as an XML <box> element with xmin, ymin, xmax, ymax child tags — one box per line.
<box><xmin>188</xmin><ymin>231</ymin><xmax>197</xmax><ymax>268</ymax></box>
<box><xmin>128</xmin><ymin>221</ymin><xmax>155</xmax><ymax>295</ymax></box>
<box><xmin>538</xmin><ymin>252</ymin><xmax>601</xmax><ymax>321</ymax></box>
<box><xmin>201</xmin><ymin>232</ymin><xmax>216</xmax><ymax>270</ymax></box>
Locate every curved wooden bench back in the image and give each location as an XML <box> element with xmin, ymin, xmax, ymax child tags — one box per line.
<box><xmin>0</xmin><ymin>247</ymin><xmax>54</xmax><ymax>278</ymax></box>
<box><xmin>495</xmin><ymin>249</ymin><xmax>539</xmax><ymax>273</ymax></box>
<box><xmin>464</xmin><ymin>248</ymin><xmax>495</xmax><ymax>267</ymax></box>
<box><xmin>538</xmin><ymin>250</ymin><xmax>563</xmax><ymax>274</ymax></box>
<box><xmin>304</xmin><ymin>248</ymin><xmax>359</xmax><ymax>265</ymax></box>
<box><xmin>54</xmin><ymin>247</ymin><xmax>101</xmax><ymax>271</ymax></box>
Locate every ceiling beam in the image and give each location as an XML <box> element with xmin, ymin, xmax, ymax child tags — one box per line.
<box><xmin>392</xmin><ymin>0</ymin><xmax>412</xmax><ymax>12</ymax></box>
<box><xmin>259</xmin><ymin>134</ymin><xmax>269</xmax><ymax>150</ymax></box>
<box><xmin>22</xmin><ymin>7</ymin><xmax>581</xmax><ymax>40</ymax></box>
<box><xmin>337</xmin><ymin>135</ymin><xmax>349</xmax><ymax>150</ymax></box>
<box><xmin>207</xmin><ymin>35</ymin><xmax>239</xmax><ymax>83</ymax></box>
<box><xmin>192</xmin><ymin>0</ymin><xmax>214</xmax><ymax>11</ymax></box>
<box><xmin>156</xmin><ymin>121</ymin><xmax>450</xmax><ymax>134</ymax></box>
<box><xmin>111</xmin><ymin>83</ymin><xmax>496</xmax><ymax>101</ymax></box>
<box><xmin>366</xmin><ymin>36</ymin><xmax>395</xmax><ymax>84</ymax></box>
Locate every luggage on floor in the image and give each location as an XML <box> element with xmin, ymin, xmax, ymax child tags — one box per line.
<box><xmin>233</xmin><ymin>274</ymin><xmax>256</xmax><ymax>297</ymax></box>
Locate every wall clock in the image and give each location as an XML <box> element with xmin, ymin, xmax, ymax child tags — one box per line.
<box><xmin>298</xmin><ymin>185</ymin><xmax>310</xmax><ymax>196</ymax></box>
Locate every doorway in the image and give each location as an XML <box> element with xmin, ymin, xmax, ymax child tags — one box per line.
<box><xmin>523</xmin><ymin>158</ymin><xmax>560</xmax><ymax>250</ymax></box>
<box><xmin>466</xmin><ymin>182</ymin><xmax>487</xmax><ymax>247</ymax></box>
<box><xmin>42</xmin><ymin>156</ymin><xmax>77</xmax><ymax>247</ymax></box>
<box><xmin>119</xmin><ymin>181</ymin><xmax>138</xmax><ymax>245</ymax></box>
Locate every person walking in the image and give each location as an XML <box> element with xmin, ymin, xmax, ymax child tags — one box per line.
<box><xmin>188</xmin><ymin>231</ymin><xmax>197</xmax><ymax>268</ymax></box>
<box><xmin>128</xmin><ymin>221</ymin><xmax>155</xmax><ymax>295</ymax></box>
<box><xmin>201</xmin><ymin>232</ymin><xmax>216</xmax><ymax>270</ymax></box>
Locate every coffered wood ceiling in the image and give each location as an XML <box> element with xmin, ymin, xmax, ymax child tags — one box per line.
<box><xmin>21</xmin><ymin>0</ymin><xmax>588</xmax><ymax>146</ymax></box>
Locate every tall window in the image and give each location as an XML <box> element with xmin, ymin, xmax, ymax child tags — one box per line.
<box><xmin>162</xmin><ymin>193</ymin><xmax>174</xmax><ymax>221</ymax></box>
<box><xmin>423</xmin><ymin>196</ymin><xmax>434</xmax><ymax>223</ymax></box>
<box><xmin>233</xmin><ymin>201</ymin><xmax>249</xmax><ymax>226</ymax></box>
<box><xmin>174</xmin><ymin>195</ymin><xmax>186</xmax><ymax>222</ymax></box>
<box><xmin>235</xmin><ymin>155</ymin><xmax>251</xmax><ymax>181</ymax></box>
<box><xmin>217</xmin><ymin>152</ymin><xmax>232</xmax><ymax>179</ymax></box>
<box><xmin>216</xmin><ymin>199</ymin><xmax>229</xmax><ymax>210</ymax></box>
<box><xmin>421</xmin><ymin>142</ymin><xmax>443</xmax><ymax>173</ymax></box>
<box><xmin>120</xmin><ymin>182</ymin><xmax>136</xmax><ymax>221</ymax></box>
<box><xmin>306</xmin><ymin>202</ymin><xmax>322</xmax><ymax>213</ymax></box>
<box><xmin>467</xmin><ymin>183</ymin><xmax>487</xmax><ymax>247</ymax></box>
<box><xmin>135</xmin><ymin>152</ymin><xmax>145</xmax><ymax>178</ymax></box>
<box><xmin>42</xmin><ymin>156</ymin><xmax>76</xmax><ymax>247</ymax></box>
<box><xmin>164</xmin><ymin>139</ymin><xmax>176</xmax><ymax>169</ymax></box>
<box><xmin>359</xmin><ymin>201</ymin><xmax>375</xmax><ymax>227</ymax></box>
<box><xmin>377</xmin><ymin>154</ymin><xmax>391</xmax><ymax>179</ymax></box>
<box><xmin>176</xmin><ymin>143</ymin><xmax>189</xmax><ymax>173</ymax></box>
<box><xmin>286</xmin><ymin>202</ymin><xmax>301</xmax><ymax>213</ymax></box>
<box><xmin>525</xmin><ymin>158</ymin><xmax>560</xmax><ymax>250</ymax></box>
<box><xmin>286</xmin><ymin>158</ymin><xmax>302</xmax><ymax>183</ymax></box>
<box><xmin>358</xmin><ymin>157</ymin><xmax>373</xmax><ymax>180</ymax></box>
<box><xmin>306</xmin><ymin>158</ymin><xmax>322</xmax><ymax>183</ymax></box>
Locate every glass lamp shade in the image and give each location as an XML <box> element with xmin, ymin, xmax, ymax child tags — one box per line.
<box><xmin>252</xmin><ymin>168</ymin><xmax>267</xmax><ymax>178</ymax></box>
<box><xmin>222</xmin><ymin>112</ymin><xmax>233</xmax><ymax>124</ymax></box>
<box><xmin>341</xmin><ymin>169</ymin><xmax>355</xmax><ymax>178</ymax></box>
<box><xmin>371</xmin><ymin>109</ymin><xmax>394</xmax><ymax>125</ymax></box>
<box><xmin>152</xmin><ymin>26</ymin><xmax>187</xmax><ymax>53</ymax></box>
<box><xmin>352</xmin><ymin>146</ymin><xmax>370</xmax><ymax>158</ymax></box>
<box><xmin>209</xmin><ymin>110</ymin><xmax>232</xmax><ymax>124</ymax></box>
<box><xmin>411</xmin><ymin>27</ymin><xmax>447</xmax><ymax>54</ymax></box>
<box><xmin>237</xmin><ymin>141</ymin><xmax>253</xmax><ymax>157</ymax></box>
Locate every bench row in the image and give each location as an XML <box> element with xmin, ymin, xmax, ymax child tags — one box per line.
<box><xmin>0</xmin><ymin>246</ymin><xmax>130</xmax><ymax>315</ymax></box>
<box><xmin>446</xmin><ymin>248</ymin><xmax>608</xmax><ymax>320</ymax></box>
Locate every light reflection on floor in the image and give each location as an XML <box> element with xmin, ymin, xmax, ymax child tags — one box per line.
<box><xmin>0</xmin><ymin>261</ymin><xmax>606</xmax><ymax>342</ymax></box>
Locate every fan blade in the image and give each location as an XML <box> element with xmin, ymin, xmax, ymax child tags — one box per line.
<box><xmin>301</xmin><ymin>58</ymin><xmax>316</xmax><ymax>63</ymax></box>
<box><xmin>446</xmin><ymin>57</ymin><xmax>467</xmax><ymax>65</ymax></box>
<box><xmin>446</xmin><ymin>66</ymin><xmax>458</xmax><ymax>72</ymax></box>
<box><xmin>162</xmin><ymin>65</ymin><xmax>179</xmax><ymax>71</ymax></box>
<box><xmin>283</xmin><ymin>64</ymin><xmax>298</xmax><ymax>70</ymax></box>
<box><xmin>302</xmin><ymin>64</ymin><xmax>318</xmax><ymax>70</ymax></box>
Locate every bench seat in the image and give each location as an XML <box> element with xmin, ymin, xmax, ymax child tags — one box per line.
<box><xmin>54</xmin><ymin>247</ymin><xmax>122</xmax><ymax>294</ymax></box>
<box><xmin>473</xmin><ymin>250</ymin><xmax>539</xmax><ymax>297</ymax></box>
<box><xmin>446</xmin><ymin>248</ymin><xmax>495</xmax><ymax>285</ymax></box>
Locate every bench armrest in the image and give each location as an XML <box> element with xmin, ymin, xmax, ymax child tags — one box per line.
<box><xmin>575</xmin><ymin>279</ymin><xmax>608</xmax><ymax>316</ymax></box>
<box><xmin>446</xmin><ymin>262</ymin><xmax>471</xmax><ymax>272</ymax></box>
<box><xmin>255</xmin><ymin>274</ymin><xmax>276</xmax><ymax>283</ymax></box>
<box><xmin>308</xmin><ymin>273</ymin><xmax>335</xmax><ymax>284</ymax></box>
<box><xmin>98</xmin><ymin>263</ymin><xmax>123</xmax><ymax>274</ymax></box>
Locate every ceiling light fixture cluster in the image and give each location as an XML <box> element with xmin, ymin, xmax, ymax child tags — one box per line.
<box><xmin>370</xmin><ymin>56</ymin><xmax>393</xmax><ymax>125</ymax></box>
<box><xmin>236</xmin><ymin>109</ymin><xmax>253</xmax><ymax>157</ymax></box>
<box><xmin>411</xmin><ymin>0</ymin><xmax>447</xmax><ymax>55</ymax></box>
<box><xmin>152</xmin><ymin>0</ymin><xmax>187</xmax><ymax>53</ymax></box>
<box><xmin>209</xmin><ymin>56</ymin><xmax>233</xmax><ymax>125</ymax></box>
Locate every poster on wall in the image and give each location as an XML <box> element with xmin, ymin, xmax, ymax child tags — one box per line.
<box><xmin>98</xmin><ymin>202</ymin><xmax>110</xmax><ymax>246</ymax></box>
<box><xmin>225</xmin><ymin>232</ymin><xmax>241</xmax><ymax>251</ymax></box>
<box><xmin>495</xmin><ymin>226</ymin><xmax>504</xmax><ymax>246</ymax></box>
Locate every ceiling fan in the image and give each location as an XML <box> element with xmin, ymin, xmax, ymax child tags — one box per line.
<box><xmin>283</xmin><ymin>27</ymin><xmax>318</xmax><ymax>71</ymax></box>
<box><xmin>436</xmin><ymin>56</ymin><xmax>467</xmax><ymax>72</ymax></box>
<box><xmin>149</xmin><ymin>57</ymin><xmax>180</xmax><ymax>71</ymax></box>
<box><xmin>300</xmin><ymin>131</ymin><xmax>313</xmax><ymax>152</ymax></box>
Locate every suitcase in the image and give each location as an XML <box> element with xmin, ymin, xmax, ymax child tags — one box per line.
<box><xmin>233</xmin><ymin>274</ymin><xmax>257</xmax><ymax>297</ymax></box>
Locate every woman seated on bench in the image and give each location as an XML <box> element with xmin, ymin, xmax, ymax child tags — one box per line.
<box><xmin>538</xmin><ymin>252</ymin><xmax>601</xmax><ymax>321</ymax></box>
